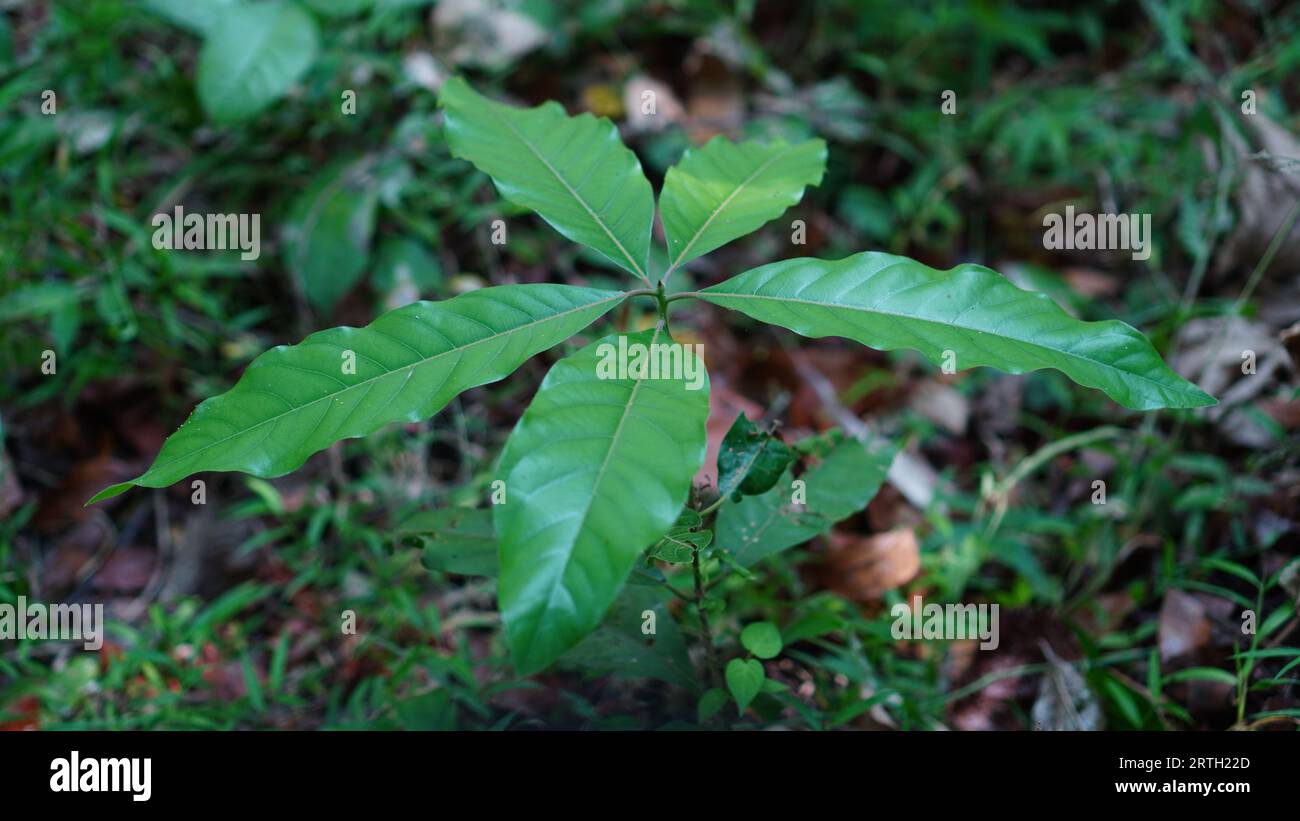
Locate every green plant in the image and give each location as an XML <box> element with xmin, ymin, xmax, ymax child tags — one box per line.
<box><xmin>86</xmin><ymin>78</ymin><xmax>1215</xmax><ymax>691</ymax></box>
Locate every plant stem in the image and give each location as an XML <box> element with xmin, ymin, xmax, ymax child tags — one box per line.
<box><xmin>654</xmin><ymin>281</ymin><xmax>671</xmax><ymax>330</ymax></box>
<box><xmin>697</xmin><ymin>493</ymin><xmax>728</xmax><ymax>518</ymax></box>
<box><xmin>693</xmin><ymin>546</ymin><xmax>723</xmax><ymax>690</ymax></box>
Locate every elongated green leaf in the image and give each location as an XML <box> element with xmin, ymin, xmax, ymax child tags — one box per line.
<box><xmin>699</xmin><ymin>252</ymin><xmax>1216</xmax><ymax>410</ymax></box>
<box><xmin>439</xmin><ymin>77</ymin><xmax>655</xmax><ymax>283</ymax></box>
<box><xmin>661</xmin><ymin>136</ymin><xmax>826</xmax><ymax>273</ymax></box>
<box><xmin>717</xmin><ymin>433</ymin><xmax>894</xmax><ymax>567</ymax></box>
<box><xmin>496</xmin><ymin>327</ymin><xmax>710</xmax><ymax>674</ymax></box>
<box><xmin>88</xmin><ymin>284</ymin><xmax>626</xmax><ymax>504</ymax></box>
<box><xmin>0</xmin><ymin>282</ymin><xmax>82</xmax><ymax>321</ymax></box>
<box><xmin>401</xmin><ymin>507</ymin><xmax>497</xmax><ymax>577</ymax></box>
<box><xmin>287</xmin><ymin>157</ymin><xmax>380</xmax><ymax>312</ymax></box>
<box><xmin>197</xmin><ymin>1</ymin><xmax>319</xmax><ymax>124</ymax></box>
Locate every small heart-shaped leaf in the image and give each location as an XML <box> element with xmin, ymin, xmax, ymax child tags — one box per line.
<box><xmin>726</xmin><ymin>658</ymin><xmax>765</xmax><ymax>713</ymax></box>
<box><xmin>740</xmin><ymin>622</ymin><xmax>783</xmax><ymax>659</ymax></box>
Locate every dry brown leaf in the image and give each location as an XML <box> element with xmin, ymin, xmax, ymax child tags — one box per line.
<box><xmin>682</xmin><ymin>56</ymin><xmax>743</xmax><ymax>141</ymax></box>
<box><xmin>1031</xmin><ymin>642</ymin><xmax>1103</xmax><ymax>731</ymax></box>
<box><xmin>93</xmin><ymin>546</ymin><xmax>157</xmax><ymax>594</ymax></box>
<box><xmin>822</xmin><ymin>527</ymin><xmax>920</xmax><ymax>601</ymax></box>
<box><xmin>1159</xmin><ymin>589</ymin><xmax>1211</xmax><ymax>664</ymax></box>
<box><xmin>1063</xmin><ymin>267</ymin><xmax>1120</xmax><ymax>298</ymax></box>
<box><xmin>908</xmin><ymin>381</ymin><xmax>969</xmax><ymax>435</ymax></box>
<box><xmin>1214</xmin><ymin>112</ymin><xmax>1300</xmax><ymax>283</ymax></box>
<box><xmin>433</xmin><ymin>0</ymin><xmax>547</xmax><ymax>69</ymax></box>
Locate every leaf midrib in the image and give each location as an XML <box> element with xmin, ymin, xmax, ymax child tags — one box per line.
<box><xmin>719</xmin><ymin>430</ymin><xmax>776</xmax><ymax>498</ymax></box>
<box><xmin>534</xmin><ymin>325</ymin><xmax>666</xmax><ymax>635</ymax></box>
<box><xmin>700</xmin><ymin>289</ymin><xmax>1197</xmax><ymax>399</ymax></box>
<box><xmin>140</xmin><ymin>293</ymin><xmax>626</xmax><ymax>479</ymax></box>
<box><xmin>732</xmin><ymin>492</ymin><xmax>805</xmax><ymax>565</ymax></box>
<box><xmin>667</xmin><ymin>147</ymin><xmax>791</xmax><ymax>272</ymax></box>
<box><xmin>483</xmin><ymin>102</ymin><xmax>648</xmax><ymax>283</ymax></box>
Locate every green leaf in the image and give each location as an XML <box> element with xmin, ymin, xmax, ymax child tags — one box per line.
<box><xmin>394</xmin><ymin>689</ymin><xmax>456</xmax><ymax>730</ymax></box>
<box><xmin>142</xmin><ymin>0</ymin><xmax>241</xmax><ymax>35</ymax></box>
<box><xmin>717</xmin><ymin>433</ymin><xmax>894</xmax><ymax>567</ymax></box>
<box><xmin>649</xmin><ymin>528</ymin><xmax>712</xmax><ymax>564</ymax></box>
<box><xmin>661</xmin><ymin>136</ymin><xmax>826</xmax><ymax>273</ymax></box>
<box><xmin>302</xmin><ymin>0</ymin><xmax>372</xmax><ymax>16</ymax></box>
<box><xmin>648</xmin><ymin>507</ymin><xmax>711</xmax><ymax>563</ymax></box>
<box><xmin>88</xmin><ymin>284</ymin><xmax>625</xmax><ymax>504</ymax></box>
<box><xmin>740</xmin><ymin>622</ymin><xmax>782</xmax><ymax>659</ymax></box>
<box><xmin>372</xmin><ymin>236</ymin><xmax>443</xmax><ymax>299</ymax></box>
<box><xmin>716</xmin><ymin>412</ymin><xmax>793</xmax><ymax>500</ymax></box>
<box><xmin>496</xmin><ymin>327</ymin><xmax>710</xmax><ymax>674</ymax></box>
<box><xmin>782</xmin><ymin>598</ymin><xmax>846</xmax><ymax>645</ymax></box>
<box><xmin>197</xmin><ymin>1</ymin><xmax>319</xmax><ymax>124</ymax></box>
<box><xmin>1163</xmin><ymin>667</ymin><xmax>1238</xmax><ymax>687</ymax></box>
<box><xmin>0</xmin><ymin>282</ymin><xmax>82</xmax><ymax>321</ymax></box>
<box><xmin>697</xmin><ymin>687</ymin><xmax>728</xmax><ymax>722</ymax></box>
<box><xmin>725</xmin><ymin>658</ymin><xmax>764</xmax><ymax>713</ymax></box>
<box><xmin>560</xmin><ymin>586</ymin><xmax>697</xmax><ymax>690</ymax></box>
<box><xmin>439</xmin><ymin>77</ymin><xmax>655</xmax><ymax>284</ymax></box>
<box><xmin>699</xmin><ymin>252</ymin><xmax>1216</xmax><ymax>411</ymax></box>
<box><xmin>401</xmin><ymin>507</ymin><xmax>497</xmax><ymax>577</ymax></box>
<box><xmin>287</xmin><ymin>157</ymin><xmax>381</xmax><ymax>312</ymax></box>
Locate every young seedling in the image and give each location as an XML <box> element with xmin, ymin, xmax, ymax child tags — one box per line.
<box><xmin>88</xmin><ymin>78</ymin><xmax>1215</xmax><ymax>680</ymax></box>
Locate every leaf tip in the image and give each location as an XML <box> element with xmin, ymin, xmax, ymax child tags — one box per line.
<box><xmin>86</xmin><ymin>482</ymin><xmax>134</xmax><ymax>507</ymax></box>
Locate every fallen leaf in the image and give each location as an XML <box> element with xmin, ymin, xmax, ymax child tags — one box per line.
<box><xmin>434</xmin><ymin>0</ymin><xmax>547</xmax><ymax>69</ymax></box>
<box><xmin>682</xmin><ymin>56</ymin><xmax>743</xmax><ymax>141</ymax></box>
<box><xmin>821</xmin><ymin>527</ymin><xmax>920</xmax><ymax>601</ymax></box>
<box><xmin>1214</xmin><ymin>112</ymin><xmax>1300</xmax><ymax>283</ymax></box>
<box><xmin>92</xmin><ymin>546</ymin><xmax>156</xmax><ymax>593</ymax></box>
<box><xmin>1159</xmin><ymin>589</ymin><xmax>1211</xmax><ymax>664</ymax></box>
<box><xmin>908</xmin><ymin>381</ymin><xmax>969</xmax><ymax>435</ymax></box>
<box><xmin>1062</xmin><ymin>266</ymin><xmax>1119</xmax><ymax>298</ymax></box>
<box><xmin>1031</xmin><ymin>642</ymin><xmax>1103</xmax><ymax>731</ymax></box>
